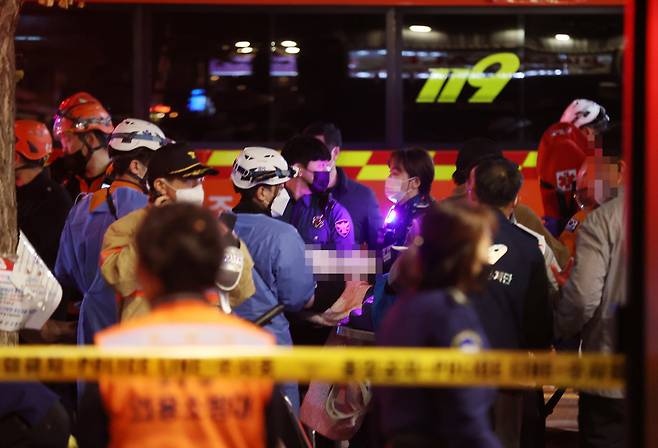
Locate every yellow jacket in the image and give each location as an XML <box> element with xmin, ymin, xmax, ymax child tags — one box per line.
<box><xmin>101</xmin><ymin>208</ymin><xmax>256</xmax><ymax>321</ymax></box>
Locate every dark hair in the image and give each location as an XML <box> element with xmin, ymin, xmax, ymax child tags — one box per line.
<box><xmin>136</xmin><ymin>203</ymin><xmax>224</xmax><ymax>294</ymax></box>
<box><xmin>473</xmin><ymin>157</ymin><xmax>523</xmax><ymax>208</ymax></box>
<box><xmin>281</xmin><ymin>135</ymin><xmax>331</xmax><ymax>168</ymax></box>
<box><xmin>453</xmin><ymin>138</ymin><xmax>502</xmax><ymax>185</ymax></box>
<box><xmin>389</xmin><ymin>147</ymin><xmax>435</xmax><ymax>196</ymax></box>
<box><xmin>109</xmin><ymin>148</ymin><xmax>153</xmax><ymax>176</ymax></box>
<box><xmin>419</xmin><ymin>201</ymin><xmax>496</xmax><ymax>292</ymax></box>
<box><xmin>303</xmin><ymin>122</ymin><xmax>343</xmax><ymax>149</ymax></box>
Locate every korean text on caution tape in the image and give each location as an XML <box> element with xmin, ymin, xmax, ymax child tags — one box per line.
<box><xmin>0</xmin><ymin>346</ymin><xmax>624</xmax><ymax>390</ymax></box>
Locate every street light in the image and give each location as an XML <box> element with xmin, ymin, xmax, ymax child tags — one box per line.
<box><xmin>409</xmin><ymin>25</ymin><xmax>432</xmax><ymax>33</ymax></box>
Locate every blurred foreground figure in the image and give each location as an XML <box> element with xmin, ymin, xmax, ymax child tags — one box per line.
<box><xmin>78</xmin><ymin>204</ymin><xmax>279</xmax><ymax>448</ymax></box>
<box><xmin>377</xmin><ymin>201</ymin><xmax>501</xmax><ymax>448</ymax></box>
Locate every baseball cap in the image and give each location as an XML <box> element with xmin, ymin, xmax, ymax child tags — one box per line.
<box><xmin>147</xmin><ymin>143</ymin><xmax>218</xmax><ymax>189</ymax></box>
<box><xmin>453</xmin><ymin>138</ymin><xmax>502</xmax><ymax>185</ymax></box>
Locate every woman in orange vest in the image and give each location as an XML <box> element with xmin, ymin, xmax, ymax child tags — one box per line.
<box><xmin>78</xmin><ymin>204</ymin><xmax>280</xmax><ymax>448</ymax></box>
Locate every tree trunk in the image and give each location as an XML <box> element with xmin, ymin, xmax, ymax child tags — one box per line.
<box><xmin>0</xmin><ymin>0</ymin><xmax>22</xmax><ymax>346</ymax></box>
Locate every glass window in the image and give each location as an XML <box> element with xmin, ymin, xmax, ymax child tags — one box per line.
<box><xmin>151</xmin><ymin>9</ymin><xmax>386</xmax><ymax>145</ymax></box>
<box><xmin>402</xmin><ymin>12</ymin><xmax>622</xmax><ymax>148</ymax></box>
<box><xmin>16</xmin><ymin>5</ymin><xmax>134</xmax><ymax>124</ymax></box>
<box><xmin>522</xmin><ymin>13</ymin><xmax>623</xmax><ymax>144</ymax></box>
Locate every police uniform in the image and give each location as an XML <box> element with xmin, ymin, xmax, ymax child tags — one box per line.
<box><xmin>54</xmin><ymin>180</ymin><xmax>148</xmax><ymax>346</ymax></box>
<box><xmin>471</xmin><ymin>210</ymin><xmax>552</xmax><ymax>350</ymax></box>
<box><xmin>329</xmin><ymin>167</ymin><xmax>383</xmax><ymax>248</ymax></box>
<box><xmin>288</xmin><ymin>193</ymin><xmax>355</xmax><ymax>250</ymax></box>
<box><xmin>470</xmin><ymin>210</ymin><xmax>552</xmax><ymax>448</ymax></box>
<box><xmin>78</xmin><ymin>296</ymin><xmax>275</xmax><ymax>448</ymax></box>
<box><xmin>378</xmin><ymin>194</ymin><xmax>432</xmax><ymax>273</ymax></box>
<box><xmin>377</xmin><ymin>288</ymin><xmax>501</xmax><ymax>448</ymax></box>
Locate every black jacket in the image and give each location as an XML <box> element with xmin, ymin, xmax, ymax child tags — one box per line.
<box><xmin>17</xmin><ymin>170</ymin><xmax>73</xmax><ymax>270</ymax></box>
<box><xmin>471</xmin><ymin>210</ymin><xmax>553</xmax><ymax>350</ymax></box>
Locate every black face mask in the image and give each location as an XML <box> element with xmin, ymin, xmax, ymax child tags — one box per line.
<box><xmin>309</xmin><ymin>171</ymin><xmax>330</xmax><ymax>194</ymax></box>
<box><xmin>59</xmin><ymin>150</ymin><xmax>88</xmax><ymax>177</ymax></box>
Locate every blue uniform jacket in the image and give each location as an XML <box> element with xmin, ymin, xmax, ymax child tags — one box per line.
<box><xmin>329</xmin><ymin>168</ymin><xmax>382</xmax><ymax>248</ymax></box>
<box><xmin>289</xmin><ymin>194</ymin><xmax>355</xmax><ymax>250</ymax></box>
<box><xmin>470</xmin><ymin>210</ymin><xmax>553</xmax><ymax>350</ymax></box>
<box><xmin>232</xmin><ymin>213</ymin><xmax>315</xmax><ymax>346</ymax></box>
<box><xmin>55</xmin><ymin>183</ymin><xmax>147</xmax><ymax>345</ymax></box>
<box><xmin>377</xmin><ymin>289</ymin><xmax>501</xmax><ymax>448</ymax></box>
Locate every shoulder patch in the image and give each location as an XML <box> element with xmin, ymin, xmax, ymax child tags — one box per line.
<box><xmin>451</xmin><ymin>330</ymin><xmax>482</xmax><ymax>353</ymax></box>
<box><xmin>488</xmin><ymin>244</ymin><xmax>508</xmax><ymax>265</ymax></box>
<box><xmin>335</xmin><ymin>219</ymin><xmax>351</xmax><ymax>238</ymax></box>
<box><xmin>556</xmin><ymin>169</ymin><xmax>578</xmax><ymax>192</ymax></box>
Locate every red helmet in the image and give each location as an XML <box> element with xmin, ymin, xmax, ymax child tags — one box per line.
<box><xmin>15</xmin><ymin>120</ymin><xmax>53</xmax><ymax>162</ymax></box>
<box><xmin>52</xmin><ymin>92</ymin><xmax>113</xmax><ymax>140</ymax></box>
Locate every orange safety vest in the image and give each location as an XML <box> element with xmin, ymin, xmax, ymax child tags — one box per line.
<box><xmin>95</xmin><ymin>298</ymin><xmax>274</xmax><ymax>448</ymax></box>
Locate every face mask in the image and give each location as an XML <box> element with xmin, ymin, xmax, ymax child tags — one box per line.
<box><xmin>309</xmin><ymin>170</ymin><xmax>330</xmax><ymax>194</ymax></box>
<box><xmin>59</xmin><ymin>150</ymin><xmax>88</xmax><ymax>176</ymax></box>
<box><xmin>270</xmin><ymin>187</ymin><xmax>290</xmax><ymax>218</ymax></box>
<box><xmin>175</xmin><ymin>183</ymin><xmax>205</xmax><ymax>206</ymax></box>
<box><xmin>385</xmin><ymin>177</ymin><xmax>408</xmax><ymax>203</ymax></box>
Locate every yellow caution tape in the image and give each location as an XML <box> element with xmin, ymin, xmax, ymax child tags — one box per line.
<box><xmin>0</xmin><ymin>346</ymin><xmax>624</xmax><ymax>390</ymax></box>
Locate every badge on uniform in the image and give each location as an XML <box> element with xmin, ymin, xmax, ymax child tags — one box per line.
<box><xmin>488</xmin><ymin>244</ymin><xmax>508</xmax><ymax>265</ymax></box>
<box><xmin>451</xmin><ymin>330</ymin><xmax>482</xmax><ymax>353</ymax></box>
<box><xmin>312</xmin><ymin>215</ymin><xmax>325</xmax><ymax>229</ymax></box>
<box><xmin>556</xmin><ymin>169</ymin><xmax>577</xmax><ymax>192</ymax></box>
<box><xmin>565</xmin><ymin>217</ymin><xmax>580</xmax><ymax>233</ymax></box>
<box><xmin>335</xmin><ymin>219</ymin><xmax>351</xmax><ymax>238</ymax></box>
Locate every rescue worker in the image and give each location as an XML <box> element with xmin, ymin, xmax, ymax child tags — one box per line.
<box><xmin>15</xmin><ymin>121</ymin><xmax>76</xmax><ymax>414</ymax></box>
<box><xmin>15</xmin><ymin>120</ymin><xmax>72</xmax><ymax>271</ymax></box>
<box><xmin>559</xmin><ymin>126</ymin><xmax>625</xmax><ymax>257</ymax></box>
<box><xmin>377</xmin><ymin>201</ymin><xmax>501</xmax><ymax>448</ymax></box>
<box><xmin>449</xmin><ymin>137</ymin><xmax>569</xmax><ymax>269</ymax></box>
<box><xmin>554</xmin><ymin>185</ymin><xmax>626</xmax><ymax>448</ymax></box>
<box><xmin>537</xmin><ymin>99</ymin><xmax>609</xmax><ymax>236</ymax></box>
<box><xmin>468</xmin><ymin>157</ymin><xmax>553</xmax><ymax>448</ymax></box>
<box><xmin>49</xmin><ymin>92</ymin><xmax>114</xmax><ymax>200</ymax></box>
<box><xmin>78</xmin><ymin>204</ymin><xmax>281</xmax><ymax>448</ymax></box>
<box><xmin>54</xmin><ymin>119</ymin><xmax>168</xmax><ymax>346</ymax></box>
<box><xmin>280</xmin><ymin>136</ymin><xmax>355</xmax><ymax>250</ymax></box>
<box><xmin>303</xmin><ymin>122</ymin><xmax>383</xmax><ymax>248</ymax></box>
<box><xmin>231</xmin><ymin>146</ymin><xmax>316</xmax><ymax>410</ymax></box>
<box><xmin>100</xmin><ymin>143</ymin><xmax>255</xmax><ymax>321</ymax></box>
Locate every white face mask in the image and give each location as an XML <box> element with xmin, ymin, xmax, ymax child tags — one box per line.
<box><xmin>270</xmin><ymin>186</ymin><xmax>290</xmax><ymax>218</ymax></box>
<box><xmin>175</xmin><ymin>183</ymin><xmax>205</xmax><ymax>206</ymax></box>
<box><xmin>385</xmin><ymin>177</ymin><xmax>408</xmax><ymax>204</ymax></box>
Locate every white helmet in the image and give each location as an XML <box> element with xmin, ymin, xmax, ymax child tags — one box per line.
<box><xmin>231</xmin><ymin>146</ymin><xmax>296</xmax><ymax>190</ymax></box>
<box><xmin>560</xmin><ymin>99</ymin><xmax>610</xmax><ymax>130</ymax></box>
<box><xmin>108</xmin><ymin>118</ymin><xmax>170</xmax><ymax>152</ymax></box>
